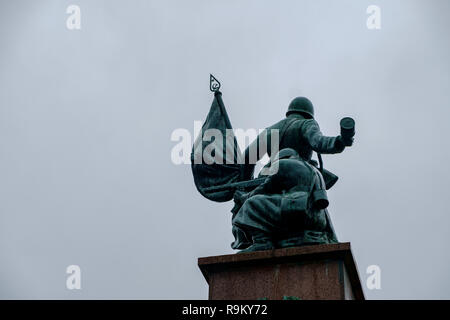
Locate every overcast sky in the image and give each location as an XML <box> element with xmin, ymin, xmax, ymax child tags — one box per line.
<box><xmin>0</xmin><ymin>0</ymin><xmax>449</xmax><ymax>299</ymax></box>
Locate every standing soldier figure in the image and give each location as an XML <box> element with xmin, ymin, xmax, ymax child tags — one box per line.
<box><xmin>231</xmin><ymin>97</ymin><xmax>354</xmax><ymax>252</ymax></box>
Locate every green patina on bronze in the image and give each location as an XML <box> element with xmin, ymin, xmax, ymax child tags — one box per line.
<box><xmin>191</xmin><ymin>77</ymin><xmax>355</xmax><ymax>253</ymax></box>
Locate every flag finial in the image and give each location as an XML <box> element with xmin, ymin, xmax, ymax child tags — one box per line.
<box><xmin>210</xmin><ymin>74</ymin><xmax>221</xmax><ymax>92</ymax></box>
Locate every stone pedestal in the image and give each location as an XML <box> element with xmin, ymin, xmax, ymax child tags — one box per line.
<box><xmin>198</xmin><ymin>242</ymin><xmax>364</xmax><ymax>300</ymax></box>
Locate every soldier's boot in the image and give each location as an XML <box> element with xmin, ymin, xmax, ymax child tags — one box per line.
<box><xmin>238</xmin><ymin>233</ymin><xmax>274</xmax><ymax>253</ymax></box>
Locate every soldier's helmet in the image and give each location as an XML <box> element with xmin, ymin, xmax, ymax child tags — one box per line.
<box><xmin>286</xmin><ymin>97</ymin><xmax>314</xmax><ymax>119</ymax></box>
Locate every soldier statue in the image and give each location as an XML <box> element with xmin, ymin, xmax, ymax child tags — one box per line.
<box><xmin>192</xmin><ymin>77</ymin><xmax>355</xmax><ymax>253</ymax></box>
<box><xmin>231</xmin><ymin>97</ymin><xmax>354</xmax><ymax>252</ymax></box>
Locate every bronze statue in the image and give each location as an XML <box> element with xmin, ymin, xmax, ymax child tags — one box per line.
<box><xmin>191</xmin><ymin>76</ymin><xmax>355</xmax><ymax>252</ymax></box>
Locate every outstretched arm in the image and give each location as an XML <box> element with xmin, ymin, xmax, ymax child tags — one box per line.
<box><xmin>302</xmin><ymin>119</ymin><xmax>346</xmax><ymax>154</ymax></box>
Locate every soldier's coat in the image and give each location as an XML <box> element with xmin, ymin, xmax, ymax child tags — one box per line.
<box><xmin>232</xmin><ymin>114</ymin><xmax>344</xmax><ymax>249</ymax></box>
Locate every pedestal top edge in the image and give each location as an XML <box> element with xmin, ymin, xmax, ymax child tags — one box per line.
<box><xmin>198</xmin><ymin>242</ymin><xmax>351</xmax><ymax>266</ymax></box>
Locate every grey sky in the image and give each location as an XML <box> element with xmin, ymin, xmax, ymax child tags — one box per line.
<box><xmin>0</xmin><ymin>0</ymin><xmax>449</xmax><ymax>299</ymax></box>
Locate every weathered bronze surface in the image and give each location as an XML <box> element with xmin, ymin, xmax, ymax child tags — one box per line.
<box><xmin>191</xmin><ymin>77</ymin><xmax>355</xmax><ymax>253</ymax></box>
